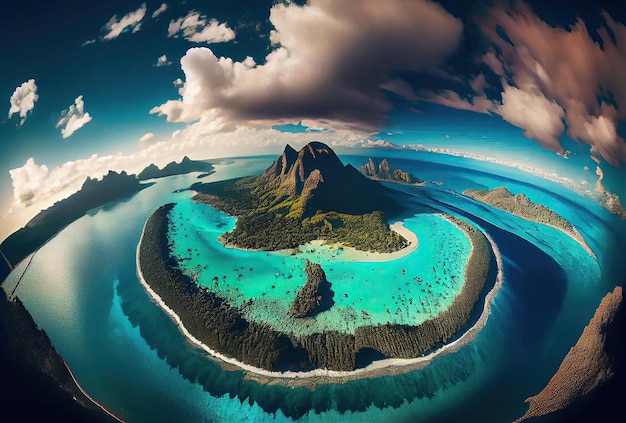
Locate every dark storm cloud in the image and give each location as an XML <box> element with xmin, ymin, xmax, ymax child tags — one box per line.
<box><xmin>152</xmin><ymin>0</ymin><xmax>463</xmax><ymax>129</ymax></box>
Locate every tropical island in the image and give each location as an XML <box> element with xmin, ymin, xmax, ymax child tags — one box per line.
<box><xmin>137</xmin><ymin>143</ymin><xmax>494</xmax><ymax>374</ymax></box>
<box><xmin>192</xmin><ymin>142</ymin><xmax>407</xmax><ymax>253</ymax></box>
<box><xmin>463</xmin><ymin>186</ymin><xmax>595</xmax><ymax>258</ymax></box>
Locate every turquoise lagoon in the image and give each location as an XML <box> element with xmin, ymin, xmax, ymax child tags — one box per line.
<box><xmin>167</xmin><ymin>198</ymin><xmax>470</xmax><ymax>334</ymax></box>
<box><xmin>2</xmin><ymin>151</ymin><xmax>622</xmax><ymax>423</ymax></box>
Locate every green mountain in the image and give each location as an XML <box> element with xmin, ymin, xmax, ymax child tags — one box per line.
<box><xmin>193</xmin><ymin>142</ymin><xmax>407</xmax><ymax>252</ymax></box>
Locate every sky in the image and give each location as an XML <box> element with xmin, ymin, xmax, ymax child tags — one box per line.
<box><xmin>2</xmin><ymin>0</ymin><xmax>626</xmax><ymax>239</ymax></box>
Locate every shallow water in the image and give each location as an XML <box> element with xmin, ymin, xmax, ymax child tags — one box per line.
<box><xmin>3</xmin><ymin>153</ymin><xmax>622</xmax><ymax>423</ymax></box>
<box><xmin>168</xmin><ymin>201</ymin><xmax>471</xmax><ymax>334</ymax></box>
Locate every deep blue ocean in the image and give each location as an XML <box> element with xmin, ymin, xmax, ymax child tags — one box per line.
<box><xmin>2</xmin><ymin>152</ymin><xmax>624</xmax><ymax>423</ymax></box>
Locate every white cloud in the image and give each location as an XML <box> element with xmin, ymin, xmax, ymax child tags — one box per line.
<box><xmin>138</xmin><ymin>132</ymin><xmax>154</xmax><ymax>143</ymax></box>
<box><xmin>173</xmin><ymin>78</ymin><xmax>184</xmax><ymax>87</ymax></box>
<box><xmin>81</xmin><ymin>39</ymin><xmax>96</xmax><ymax>47</ymax></box>
<box><xmin>498</xmin><ymin>84</ymin><xmax>565</xmax><ymax>152</ymax></box>
<box><xmin>168</xmin><ymin>11</ymin><xmax>235</xmax><ymax>44</ymax></box>
<box><xmin>152</xmin><ymin>3</ymin><xmax>168</xmax><ymax>19</ymax></box>
<box><xmin>103</xmin><ymin>3</ymin><xmax>147</xmax><ymax>40</ymax></box>
<box><xmin>55</xmin><ymin>95</ymin><xmax>93</xmax><ymax>139</ymax></box>
<box><xmin>481</xmin><ymin>2</ymin><xmax>626</xmax><ymax>166</ymax></box>
<box><xmin>154</xmin><ymin>54</ymin><xmax>171</xmax><ymax>67</ymax></box>
<box><xmin>153</xmin><ymin>0</ymin><xmax>462</xmax><ymax>128</ymax></box>
<box><xmin>8</xmin><ymin>79</ymin><xmax>38</xmax><ymax>125</ymax></box>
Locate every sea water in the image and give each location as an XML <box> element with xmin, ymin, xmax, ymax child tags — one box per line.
<box><xmin>3</xmin><ymin>153</ymin><xmax>621</xmax><ymax>423</ymax></box>
<box><xmin>167</xmin><ymin>199</ymin><xmax>470</xmax><ymax>334</ymax></box>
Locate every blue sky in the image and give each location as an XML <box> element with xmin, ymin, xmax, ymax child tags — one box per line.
<box><xmin>2</xmin><ymin>0</ymin><xmax>626</xmax><ymax>238</ymax></box>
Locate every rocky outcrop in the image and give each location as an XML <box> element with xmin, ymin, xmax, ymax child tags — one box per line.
<box><xmin>360</xmin><ymin>158</ymin><xmax>421</xmax><ymax>184</ymax></box>
<box><xmin>250</xmin><ymin>142</ymin><xmax>403</xmax><ymax>218</ymax></box>
<box><xmin>137</xmin><ymin>156</ymin><xmax>214</xmax><ymax>180</ymax></box>
<box><xmin>289</xmin><ymin>260</ymin><xmax>330</xmax><ymax>318</ymax></box>
<box><xmin>515</xmin><ymin>286</ymin><xmax>624</xmax><ymax>422</ymax></box>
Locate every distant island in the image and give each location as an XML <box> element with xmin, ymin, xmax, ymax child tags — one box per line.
<box><xmin>192</xmin><ymin>142</ymin><xmax>407</xmax><ymax>253</ymax></box>
<box><xmin>464</xmin><ymin>186</ymin><xmax>595</xmax><ymax>258</ymax></box>
<box><xmin>0</xmin><ymin>157</ymin><xmax>216</xmax><ymax>283</ymax></box>
<box><xmin>360</xmin><ymin>158</ymin><xmax>422</xmax><ymax>185</ymax></box>
<box><xmin>137</xmin><ymin>156</ymin><xmax>214</xmax><ymax>180</ymax></box>
<box><xmin>138</xmin><ymin>143</ymin><xmax>494</xmax><ymax>373</ymax></box>
<box><xmin>0</xmin><ymin>171</ymin><xmax>145</xmax><ymax>282</ymax></box>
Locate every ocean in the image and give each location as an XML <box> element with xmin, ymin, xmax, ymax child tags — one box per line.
<box><xmin>2</xmin><ymin>152</ymin><xmax>623</xmax><ymax>423</ymax></box>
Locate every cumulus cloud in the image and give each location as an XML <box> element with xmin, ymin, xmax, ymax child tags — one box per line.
<box><xmin>103</xmin><ymin>3</ymin><xmax>147</xmax><ymax>40</ymax></box>
<box><xmin>8</xmin><ymin>79</ymin><xmax>38</xmax><ymax>125</ymax></box>
<box><xmin>56</xmin><ymin>95</ymin><xmax>92</xmax><ymax>138</ymax></box>
<box><xmin>138</xmin><ymin>132</ymin><xmax>154</xmax><ymax>143</ymax></box>
<box><xmin>167</xmin><ymin>11</ymin><xmax>235</xmax><ymax>43</ymax></box>
<box><xmin>173</xmin><ymin>78</ymin><xmax>184</xmax><ymax>87</ymax></box>
<box><xmin>153</xmin><ymin>0</ymin><xmax>462</xmax><ymax>128</ymax></box>
<box><xmin>154</xmin><ymin>54</ymin><xmax>171</xmax><ymax>67</ymax></box>
<box><xmin>152</xmin><ymin>3</ymin><xmax>168</xmax><ymax>19</ymax></box>
<box><xmin>498</xmin><ymin>84</ymin><xmax>565</xmax><ymax>152</ymax></box>
<box><xmin>480</xmin><ymin>2</ymin><xmax>626</xmax><ymax>166</ymax></box>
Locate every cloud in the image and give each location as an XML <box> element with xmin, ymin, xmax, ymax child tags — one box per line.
<box><xmin>480</xmin><ymin>2</ymin><xmax>626</xmax><ymax>166</ymax></box>
<box><xmin>154</xmin><ymin>54</ymin><xmax>171</xmax><ymax>67</ymax></box>
<box><xmin>55</xmin><ymin>95</ymin><xmax>92</xmax><ymax>138</ymax></box>
<box><xmin>7</xmin><ymin>79</ymin><xmax>38</xmax><ymax>125</ymax></box>
<box><xmin>103</xmin><ymin>3</ymin><xmax>147</xmax><ymax>40</ymax></box>
<box><xmin>498</xmin><ymin>84</ymin><xmax>565</xmax><ymax>152</ymax></box>
<box><xmin>138</xmin><ymin>132</ymin><xmax>154</xmax><ymax>143</ymax></box>
<box><xmin>173</xmin><ymin>78</ymin><xmax>184</xmax><ymax>87</ymax></box>
<box><xmin>81</xmin><ymin>39</ymin><xmax>96</xmax><ymax>47</ymax></box>
<box><xmin>153</xmin><ymin>0</ymin><xmax>462</xmax><ymax>129</ymax></box>
<box><xmin>423</xmin><ymin>90</ymin><xmax>494</xmax><ymax>115</ymax></box>
<box><xmin>167</xmin><ymin>11</ymin><xmax>235</xmax><ymax>44</ymax></box>
<box><xmin>152</xmin><ymin>3</ymin><xmax>168</xmax><ymax>19</ymax></box>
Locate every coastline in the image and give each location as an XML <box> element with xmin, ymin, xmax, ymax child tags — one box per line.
<box><xmin>297</xmin><ymin>221</ymin><xmax>419</xmax><ymax>263</ymax></box>
<box><xmin>222</xmin><ymin>220</ymin><xmax>419</xmax><ymax>263</ymax></box>
<box><xmin>136</xmin><ymin>211</ymin><xmax>504</xmax><ymax>384</ymax></box>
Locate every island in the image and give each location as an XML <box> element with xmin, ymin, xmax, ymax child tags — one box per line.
<box><xmin>0</xmin><ymin>171</ymin><xmax>146</xmax><ymax>282</ymax></box>
<box><xmin>138</xmin><ymin>143</ymin><xmax>494</xmax><ymax>374</ymax></box>
<box><xmin>192</xmin><ymin>142</ymin><xmax>407</xmax><ymax>252</ymax></box>
<box><xmin>360</xmin><ymin>158</ymin><xmax>422</xmax><ymax>185</ymax></box>
<box><xmin>463</xmin><ymin>186</ymin><xmax>595</xmax><ymax>258</ymax></box>
<box><xmin>516</xmin><ymin>286</ymin><xmax>624</xmax><ymax>422</ymax></box>
<box><xmin>137</xmin><ymin>156</ymin><xmax>214</xmax><ymax>180</ymax></box>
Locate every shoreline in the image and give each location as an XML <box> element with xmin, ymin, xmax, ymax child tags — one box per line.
<box><xmin>296</xmin><ymin>221</ymin><xmax>419</xmax><ymax>263</ymax></box>
<box><xmin>136</xmin><ymin>212</ymin><xmax>504</xmax><ymax>384</ymax></box>
<box><xmin>222</xmin><ymin>220</ymin><xmax>419</xmax><ymax>263</ymax></box>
